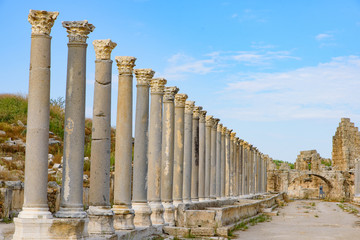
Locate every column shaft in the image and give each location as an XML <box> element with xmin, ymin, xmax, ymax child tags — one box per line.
<box><xmin>220</xmin><ymin>127</ymin><xmax>226</xmax><ymax>198</ymax></box>
<box><xmin>215</xmin><ymin>124</ymin><xmax>222</xmax><ymax>199</ymax></box>
<box><xmin>183</xmin><ymin>101</ymin><xmax>194</xmax><ymax>203</ymax></box>
<box><xmin>198</xmin><ymin>111</ymin><xmax>207</xmax><ymax>201</ymax></box>
<box><xmin>191</xmin><ymin>106</ymin><xmax>201</xmax><ymax>202</ymax></box>
<box><xmin>210</xmin><ymin>118</ymin><xmax>219</xmax><ymax>199</ymax></box>
<box><xmin>205</xmin><ymin>116</ymin><xmax>213</xmax><ymax>200</ymax></box>
<box><xmin>225</xmin><ymin>129</ymin><xmax>232</xmax><ymax>197</ymax></box>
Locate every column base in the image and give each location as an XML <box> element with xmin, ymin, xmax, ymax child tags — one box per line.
<box><xmin>132</xmin><ymin>202</ymin><xmax>152</xmax><ymax>227</ymax></box>
<box><xmin>87</xmin><ymin>206</ymin><xmax>115</xmax><ymax>236</ymax></box>
<box><xmin>198</xmin><ymin>198</ymin><xmax>207</xmax><ymax>202</ymax></box>
<box><xmin>162</xmin><ymin>202</ymin><xmax>175</xmax><ymax>226</ymax></box>
<box><xmin>149</xmin><ymin>201</ymin><xmax>165</xmax><ymax>225</ymax></box>
<box><xmin>191</xmin><ymin>198</ymin><xmax>199</xmax><ymax>202</ymax></box>
<box><xmin>173</xmin><ymin>200</ymin><xmax>182</xmax><ymax>208</ymax></box>
<box><xmin>13</xmin><ymin>217</ymin><xmax>88</xmax><ymax>239</ymax></box>
<box><xmin>18</xmin><ymin>207</ymin><xmax>53</xmax><ymax>219</ymax></box>
<box><xmin>182</xmin><ymin>199</ymin><xmax>192</xmax><ymax>204</ymax></box>
<box><xmin>112</xmin><ymin>205</ymin><xmax>135</xmax><ymax>230</ymax></box>
<box><xmin>55</xmin><ymin>206</ymin><xmax>87</xmax><ymax>218</ymax></box>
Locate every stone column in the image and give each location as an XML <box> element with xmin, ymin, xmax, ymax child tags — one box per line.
<box><xmin>204</xmin><ymin>115</ymin><xmax>213</xmax><ymax>200</ymax></box>
<box><xmin>88</xmin><ymin>39</ymin><xmax>116</xmax><ymax>235</ymax></box>
<box><xmin>56</xmin><ymin>20</ymin><xmax>94</xmax><ymax>218</ymax></box>
<box><xmin>220</xmin><ymin>126</ymin><xmax>226</xmax><ymax>198</ymax></box>
<box><xmin>265</xmin><ymin>155</ymin><xmax>268</xmax><ymax>192</ymax></box>
<box><xmin>257</xmin><ymin>151</ymin><xmax>261</xmax><ymax>194</ymax></box>
<box><xmin>210</xmin><ymin>118</ymin><xmax>219</xmax><ymax>199</ymax></box>
<box><xmin>161</xmin><ymin>86</ymin><xmax>179</xmax><ymax>226</ymax></box>
<box><xmin>260</xmin><ymin>153</ymin><xmax>264</xmax><ymax>193</ymax></box>
<box><xmin>112</xmin><ymin>56</ymin><xmax>136</xmax><ymax>230</ymax></box>
<box><xmin>239</xmin><ymin>139</ymin><xmax>244</xmax><ymax>196</ymax></box>
<box><xmin>243</xmin><ymin>141</ymin><xmax>249</xmax><ymax>195</ymax></box>
<box><xmin>234</xmin><ymin>137</ymin><xmax>240</xmax><ymax>197</ymax></box>
<box><xmin>225</xmin><ymin>128</ymin><xmax>232</xmax><ymax>197</ymax></box>
<box><xmin>148</xmin><ymin>78</ymin><xmax>167</xmax><ymax>225</ymax></box>
<box><xmin>191</xmin><ymin>106</ymin><xmax>201</xmax><ymax>202</ymax></box>
<box><xmin>198</xmin><ymin>110</ymin><xmax>207</xmax><ymax>201</ymax></box>
<box><xmin>215</xmin><ymin>123</ymin><xmax>223</xmax><ymax>199</ymax></box>
<box><xmin>250</xmin><ymin>146</ymin><xmax>256</xmax><ymax>194</ymax></box>
<box><xmin>229</xmin><ymin>132</ymin><xmax>236</xmax><ymax>197</ymax></box>
<box><xmin>18</xmin><ymin>10</ymin><xmax>58</xmax><ymax>220</ymax></box>
<box><xmin>133</xmin><ymin>69</ymin><xmax>155</xmax><ymax>227</ymax></box>
<box><xmin>173</xmin><ymin>93</ymin><xmax>188</xmax><ymax>206</ymax></box>
<box><xmin>183</xmin><ymin>101</ymin><xmax>194</xmax><ymax>203</ymax></box>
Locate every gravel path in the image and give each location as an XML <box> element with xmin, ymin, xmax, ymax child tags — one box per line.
<box><xmin>233</xmin><ymin>200</ymin><xmax>360</xmax><ymax>240</ymax></box>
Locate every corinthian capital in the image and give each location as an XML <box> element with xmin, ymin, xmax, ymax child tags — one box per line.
<box><xmin>217</xmin><ymin>123</ymin><xmax>223</xmax><ymax>132</ymax></box>
<box><xmin>164</xmin><ymin>86</ymin><xmax>179</xmax><ymax>102</ymax></box>
<box><xmin>174</xmin><ymin>94</ymin><xmax>188</xmax><ymax>107</ymax></box>
<box><xmin>222</xmin><ymin>126</ymin><xmax>227</xmax><ymax>135</ymax></box>
<box><xmin>93</xmin><ymin>39</ymin><xmax>117</xmax><ymax>60</ymax></box>
<box><xmin>199</xmin><ymin>110</ymin><xmax>207</xmax><ymax>123</ymax></box>
<box><xmin>150</xmin><ymin>78</ymin><xmax>167</xmax><ymax>94</ymax></box>
<box><xmin>62</xmin><ymin>20</ymin><xmax>95</xmax><ymax>43</ymax></box>
<box><xmin>225</xmin><ymin>128</ymin><xmax>232</xmax><ymax>136</ymax></box>
<box><xmin>205</xmin><ymin>115</ymin><xmax>213</xmax><ymax>127</ymax></box>
<box><xmin>193</xmin><ymin>106</ymin><xmax>202</xmax><ymax>118</ymax></box>
<box><xmin>230</xmin><ymin>132</ymin><xmax>236</xmax><ymax>140</ymax></box>
<box><xmin>134</xmin><ymin>69</ymin><xmax>155</xmax><ymax>85</ymax></box>
<box><xmin>212</xmin><ymin>118</ymin><xmax>220</xmax><ymax>129</ymax></box>
<box><xmin>185</xmin><ymin>101</ymin><xmax>195</xmax><ymax>114</ymax></box>
<box><xmin>28</xmin><ymin>10</ymin><xmax>59</xmax><ymax>35</ymax></box>
<box><xmin>115</xmin><ymin>56</ymin><xmax>136</xmax><ymax>75</ymax></box>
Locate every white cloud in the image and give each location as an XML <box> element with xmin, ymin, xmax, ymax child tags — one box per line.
<box><xmin>315</xmin><ymin>33</ymin><xmax>333</xmax><ymax>41</ymax></box>
<box><xmin>222</xmin><ymin>55</ymin><xmax>360</xmax><ymax>121</ymax></box>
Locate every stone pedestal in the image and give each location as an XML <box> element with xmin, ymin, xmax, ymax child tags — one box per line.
<box><xmin>56</xmin><ymin>20</ymin><xmax>94</xmax><ymax>219</ymax></box>
<box><xmin>133</xmin><ymin>69</ymin><xmax>155</xmax><ymax>227</ymax></box>
<box><xmin>161</xmin><ymin>86</ymin><xmax>179</xmax><ymax>226</ymax></box>
<box><xmin>183</xmin><ymin>101</ymin><xmax>194</xmax><ymax>203</ymax></box>
<box><xmin>113</xmin><ymin>56</ymin><xmax>137</xmax><ymax>230</ymax></box>
<box><xmin>191</xmin><ymin>106</ymin><xmax>201</xmax><ymax>202</ymax></box>
<box><xmin>148</xmin><ymin>78</ymin><xmax>167</xmax><ymax>224</ymax></box>
<box><xmin>204</xmin><ymin>115</ymin><xmax>213</xmax><ymax>200</ymax></box>
<box><xmin>173</xmin><ymin>94</ymin><xmax>188</xmax><ymax>206</ymax></box>
<box><xmin>216</xmin><ymin>123</ymin><xmax>223</xmax><ymax>199</ymax></box>
<box><xmin>88</xmin><ymin>39</ymin><xmax>116</xmax><ymax>236</ymax></box>
<box><xmin>198</xmin><ymin>110</ymin><xmax>207</xmax><ymax>201</ymax></box>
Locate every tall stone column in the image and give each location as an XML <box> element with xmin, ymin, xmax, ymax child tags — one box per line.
<box><xmin>239</xmin><ymin>139</ymin><xmax>244</xmax><ymax>196</ymax></box>
<box><xmin>215</xmin><ymin>123</ymin><xmax>223</xmax><ymax>199</ymax></box>
<box><xmin>191</xmin><ymin>106</ymin><xmax>201</xmax><ymax>202</ymax></box>
<box><xmin>229</xmin><ymin>132</ymin><xmax>236</xmax><ymax>197</ymax></box>
<box><xmin>198</xmin><ymin>110</ymin><xmax>207</xmax><ymax>201</ymax></box>
<box><xmin>260</xmin><ymin>153</ymin><xmax>264</xmax><ymax>193</ymax></box>
<box><xmin>225</xmin><ymin>128</ymin><xmax>232</xmax><ymax>197</ymax></box>
<box><xmin>112</xmin><ymin>56</ymin><xmax>136</xmax><ymax>230</ymax></box>
<box><xmin>148</xmin><ymin>78</ymin><xmax>167</xmax><ymax>225</ymax></box>
<box><xmin>205</xmin><ymin>115</ymin><xmax>213</xmax><ymax>200</ymax></box>
<box><xmin>234</xmin><ymin>137</ymin><xmax>240</xmax><ymax>197</ymax></box>
<box><xmin>183</xmin><ymin>101</ymin><xmax>194</xmax><ymax>203</ymax></box>
<box><xmin>56</xmin><ymin>20</ymin><xmax>94</xmax><ymax>218</ymax></box>
<box><xmin>161</xmin><ymin>86</ymin><xmax>179</xmax><ymax>226</ymax></box>
<box><xmin>243</xmin><ymin>141</ymin><xmax>249</xmax><ymax>195</ymax></box>
<box><xmin>210</xmin><ymin>118</ymin><xmax>219</xmax><ymax>199</ymax></box>
<box><xmin>220</xmin><ymin>126</ymin><xmax>226</xmax><ymax>198</ymax></box>
<box><xmin>173</xmin><ymin>93</ymin><xmax>188</xmax><ymax>206</ymax></box>
<box><xmin>133</xmin><ymin>69</ymin><xmax>155</xmax><ymax>227</ymax></box>
<box><xmin>250</xmin><ymin>146</ymin><xmax>256</xmax><ymax>194</ymax></box>
<box><xmin>257</xmin><ymin>151</ymin><xmax>261</xmax><ymax>194</ymax></box>
<box><xmin>88</xmin><ymin>39</ymin><xmax>116</xmax><ymax>235</ymax></box>
<box><xmin>18</xmin><ymin>10</ymin><xmax>58</xmax><ymax>220</ymax></box>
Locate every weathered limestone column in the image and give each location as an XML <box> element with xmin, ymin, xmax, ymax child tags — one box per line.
<box><xmin>198</xmin><ymin>110</ymin><xmax>207</xmax><ymax>201</ymax></box>
<box><xmin>243</xmin><ymin>142</ymin><xmax>249</xmax><ymax>195</ymax></box>
<box><xmin>220</xmin><ymin>126</ymin><xmax>226</xmax><ymax>198</ymax></box>
<box><xmin>133</xmin><ymin>69</ymin><xmax>155</xmax><ymax>227</ymax></box>
<box><xmin>56</xmin><ymin>20</ymin><xmax>94</xmax><ymax>218</ymax></box>
<box><xmin>173</xmin><ymin>93</ymin><xmax>188</xmax><ymax>206</ymax></box>
<box><xmin>265</xmin><ymin>155</ymin><xmax>268</xmax><ymax>192</ymax></box>
<box><xmin>225</xmin><ymin>128</ymin><xmax>232</xmax><ymax>197</ymax></box>
<box><xmin>234</xmin><ymin>137</ymin><xmax>240</xmax><ymax>197</ymax></box>
<box><xmin>161</xmin><ymin>86</ymin><xmax>179</xmax><ymax>226</ymax></box>
<box><xmin>260</xmin><ymin>153</ymin><xmax>264</xmax><ymax>193</ymax></box>
<box><xmin>250</xmin><ymin>146</ymin><xmax>256</xmax><ymax>194</ymax></box>
<box><xmin>239</xmin><ymin>139</ymin><xmax>244</xmax><ymax>196</ymax></box>
<box><xmin>17</xmin><ymin>10</ymin><xmax>58</xmax><ymax>221</ymax></box>
<box><xmin>229</xmin><ymin>132</ymin><xmax>236</xmax><ymax>197</ymax></box>
<box><xmin>88</xmin><ymin>39</ymin><xmax>116</xmax><ymax>235</ymax></box>
<box><xmin>215</xmin><ymin>123</ymin><xmax>223</xmax><ymax>199</ymax></box>
<box><xmin>354</xmin><ymin>159</ymin><xmax>360</xmax><ymax>201</ymax></box>
<box><xmin>112</xmin><ymin>56</ymin><xmax>136</xmax><ymax>230</ymax></box>
<box><xmin>148</xmin><ymin>78</ymin><xmax>167</xmax><ymax>225</ymax></box>
<box><xmin>205</xmin><ymin>115</ymin><xmax>213</xmax><ymax>200</ymax></box>
<box><xmin>183</xmin><ymin>101</ymin><xmax>194</xmax><ymax>203</ymax></box>
<box><xmin>191</xmin><ymin>106</ymin><xmax>201</xmax><ymax>202</ymax></box>
<box><xmin>210</xmin><ymin>118</ymin><xmax>219</xmax><ymax>199</ymax></box>
<box><xmin>257</xmin><ymin>150</ymin><xmax>261</xmax><ymax>194</ymax></box>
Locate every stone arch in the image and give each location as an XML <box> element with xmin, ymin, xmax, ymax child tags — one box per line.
<box><xmin>290</xmin><ymin>172</ymin><xmax>333</xmax><ymax>189</ymax></box>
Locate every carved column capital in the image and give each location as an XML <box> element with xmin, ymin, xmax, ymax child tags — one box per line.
<box><xmin>230</xmin><ymin>132</ymin><xmax>236</xmax><ymax>140</ymax></box>
<box><xmin>28</xmin><ymin>10</ymin><xmax>59</xmax><ymax>35</ymax></box>
<box><xmin>150</xmin><ymin>78</ymin><xmax>167</xmax><ymax>94</ymax></box>
<box><xmin>93</xmin><ymin>39</ymin><xmax>117</xmax><ymax>60</ymax></box>
<box><xmin>185</xmin><ymin>101</ymin><xmax>195</xmax><ymax>114</ymax></box>
<box><xmin>199</xmin><ymin>110</ymin><xmax>207</xmax><ymax>123</ymax></box>
<box><xmin>192</xmin><ymin>106</ymin><xmax>202</xmax><ymax>118</ymax></box>
<box><xmin>174</xmin><ymin>94</ymin><xmax>188</xmax><ymax>107</ymax></box>
<box><xmin>134</xmin><ymin>69</ymin><xmax>154</xmax><ymax>85</ymax></box>
<box><xmin>115</xmin><ymin>56</ymin><xmax>136</xmax><ymax>75</ymax></box>
<box><xmin>212</xmin><ymin>118</ymin><xmax>220</xmax><ymax>129</ymax></box>
<box><xmin>205</xmin><ymin>115</ymin><xmax>214</xmax><ymax>127</ymax></box>
<box><xmin>221</xmin><ymin>126</ymin><xmax>227</xmax><ymax>135</ymax></box>
<box><xmin>164</xmin><ymin>86</ymin><xmax>179</xmax><ymax>102</ymax></box>
<box><xmin>217</xmin><ymin>123</ymin><xmax>223</xmax><ymax>132</ymax></box>
<box><xmin>226</xmin><ymin>128</ymin><xmax>233</xmax><ymax>136</ymax></box>
<box><xmin>62</xmin><ymin>20</ymin><xmax>95</xmax><ymax>43</ymax></box>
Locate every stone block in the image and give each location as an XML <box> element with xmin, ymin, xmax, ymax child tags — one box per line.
<box><xmin>185</xmin><ymin>210</ymin><xmax>216</xmax><ymax>227</ymax></box>
<box><xmin>190</xmin><ymin>227</ymin><xmax>215</xmax><ymax>236</ymax></box>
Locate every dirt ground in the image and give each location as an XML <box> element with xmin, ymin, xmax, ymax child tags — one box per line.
<box><xmin>233</xmin><ymin>200</ymin><xmax>360</xmax><ymax>240</ymax></box>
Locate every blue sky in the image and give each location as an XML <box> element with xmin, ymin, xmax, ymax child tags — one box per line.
<box><xmin>1</xmin><ymin>0</ymin><xmax>360</xmax><ymax>162</ymax></box>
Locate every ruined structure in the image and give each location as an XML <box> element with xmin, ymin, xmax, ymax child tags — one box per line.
<box><xmin>268</xmin><ymin>118</ymin><xmax>359</xmax><ymax>202</ymax></box>
<box><xmin>10</xmin><ymin>9</ymin><xmax>275</xmax><ymax>240</ymax></box>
